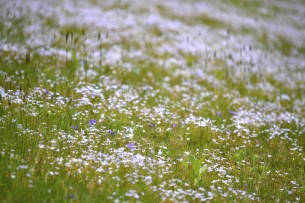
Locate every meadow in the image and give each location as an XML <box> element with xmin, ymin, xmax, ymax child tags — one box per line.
<box><xmin>0</xmin><ymin>0</ymin><xmax>305</xmax><ymax>202</ymax></box>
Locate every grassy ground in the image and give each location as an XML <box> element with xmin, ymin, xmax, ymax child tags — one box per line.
<box><xmin>1</xmin><ymin>0</ymin><xmax>305</xmax><ymax>202</ymax></box>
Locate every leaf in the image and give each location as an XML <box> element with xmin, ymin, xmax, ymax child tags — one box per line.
<box><xmin>194</xmin><ymin>178</ymin><xmax>199</xmax><ymax>186</ymax></box>
<box><xmin>191</xmin><ymin>159</ymin><xmax>200</xmax><ymax>171</ymax></box>
<box><xmin>198</xmin><ymin>164</ymin><xmax>208</xmax><ymax>177</ymax></box>
<box><xmin>189</xmin><ymin>155</ymin><xmax>195</xmax><ymax>163</ymax></box>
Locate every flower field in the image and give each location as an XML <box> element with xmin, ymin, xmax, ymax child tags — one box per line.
<box><xmin>0</xmin><ymin>0</ymin><xmax>305</xmax><ymax>202</ymax></box>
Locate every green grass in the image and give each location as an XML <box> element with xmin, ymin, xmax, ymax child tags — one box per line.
<box><xmin>1</xmin><ymin>0</ymin><xmax>305</xmax><ymax>202</ymax></box>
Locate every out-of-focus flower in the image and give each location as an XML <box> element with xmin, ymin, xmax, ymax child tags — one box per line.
<box><xmin>108</xmin><ymin>130</ymin><xmax>115</xmax><ymax>135</ymax></box>
<box><xmin>216</xmin><ymin>112</ymin><xmax>222</xmax><ymax>116</ymax></box>
<box><xmin>229</xmin><ymin>110</ymin><xmax>236</xmax><ymax>115</ymax></box>
<box><xmin>89</xmin><ymin>119</ymin><xmax>96</xmax><ymax>125</ymax></box>
<box><xmin>71</xmin><ymin>125</ymin><xmax>78</xmax><ymax>130</ymax></box>
<box><xmin>66</xmin><ymin>194</ymin><xmax>75</xmax><ymax>200</ymax></box>
<box><xmin>43</xmin><ymin>89</ymin><xmax>49</xmax><ymax>95</ymax></box>
<box><xmin>127</xmin><ymin>143</ymin><xmax>136</xmax><ymax>150</ymax></box>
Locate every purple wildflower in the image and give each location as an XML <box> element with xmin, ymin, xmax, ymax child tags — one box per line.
<box><xmin>89</xmin><ymin>119</ymin><xmax>96</xmax><ymax>125</ymax></box>
<box><xmin>216</xmin><ymin>112</ymin><xmax>222</xmax><ymax>116</ymax></box>
<box><xmin>43</xmin><ymin>89</ymin><xmax>49</xmax><ymax>95</ymax></box>
<box><xmin>127</xmin><ymin>143</ymin><xmax>136</xmax><ymax>151</ymax></box>
<box><xmin>108</xmin><ymin>130</ymin><xmax>114</xmax><ymax>135</ymax></box>
<box><xmin>149</xmin><ymin>123</ymin><xmax>155</xmax><ymax>128</ymax></box>
<box><xmin>66</xmin><ymin>194</ymin><xmax>75</xmax><ymax>200</ymax></box>
<box><xmin>229</xmin><ymin>110</ymin><xmax>237</xmax><ymax>115</ymax></box>
<box><xmin>172</xmin><ymin>123</ymin><xmax>177</xmax><ymax>128</ymax></box>
<box><xmin>71</xmin><ymin>125</ymin><xmax>78</xmax><ymax>130</ymax></box>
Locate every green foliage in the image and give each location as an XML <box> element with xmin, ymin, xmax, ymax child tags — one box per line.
<box><xmin>182</xmin><ymin>155</ymin><xmax>207</xmax><ymax>186</ymax></box>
